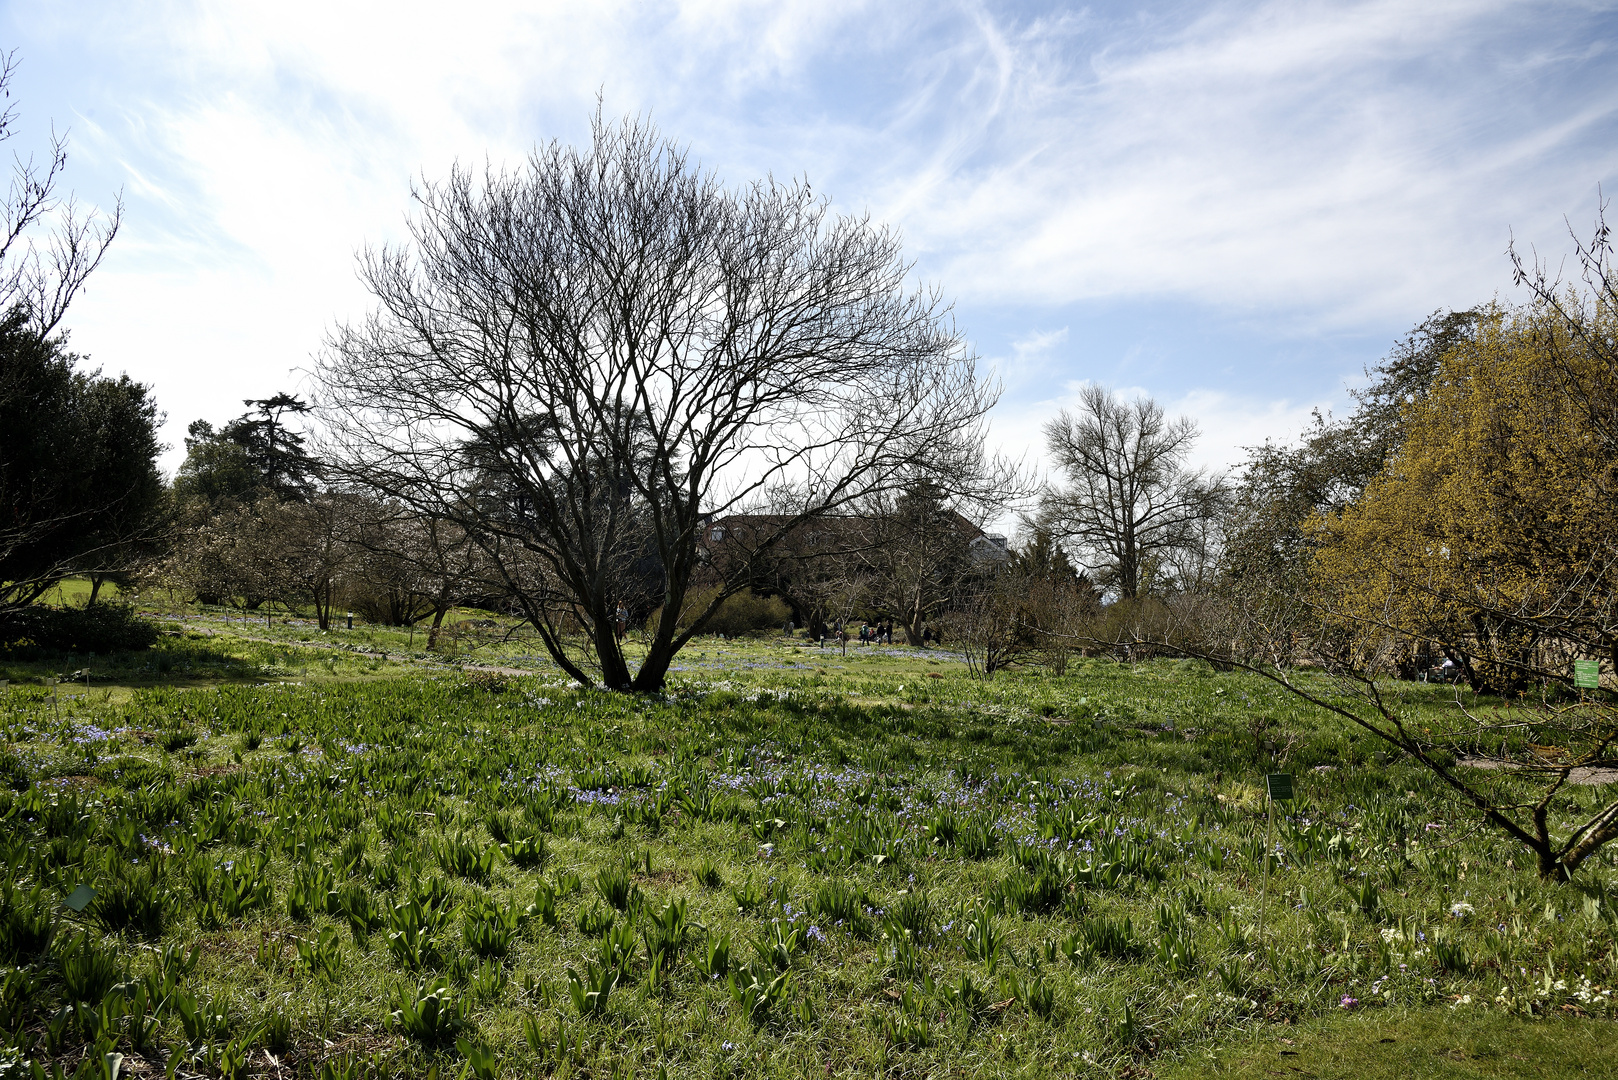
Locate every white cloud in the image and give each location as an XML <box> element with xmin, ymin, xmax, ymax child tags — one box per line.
<box><xmin>863</xmin><ymin>0</ymin><xmax>1618</xmax><ymax>324</ymax></box>
<box><xmin>4</xmin><ymin>0</ymin><xmax>1614</xmax><ymax>475</ymax></box>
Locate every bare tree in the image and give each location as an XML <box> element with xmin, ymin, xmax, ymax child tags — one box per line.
<box><xmin>316</xmin><ymin>112</ymin><xmax>999</xmax><ymax>691</ymax></box>
<box><xmin>1042</xmin><ymin>386</ymin><xmax>1226</xmax><ymax>600</ymax></box>
<box><xmin>347</xmin><ymin>503</ymin><xmax>486</xmax><ymax>648</ymax></box>
<box><xmin>859</xmin><ymin>478</ymin><xmax>981</xmax><ymax>645</ymax></box>
<box><xmin>262</xmin><ymin>493</ymin><xmax>354</xmax><ymax>631</ymax></box>
<box><xmin>0</xmin><ymin>52</ymin><xmax>121</xmax><ymax>342</ymax></box>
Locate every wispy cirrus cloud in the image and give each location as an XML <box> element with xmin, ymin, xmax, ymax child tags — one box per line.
<box><xmin>857</xmin><ymin>0</ymin><xmax>1618</xmax><ymax>323</ymax></box>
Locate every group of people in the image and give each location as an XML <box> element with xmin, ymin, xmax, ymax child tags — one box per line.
<box><xmin>858</xmin><ymin>621</ymin><xmax>894</xmax><ymax>645</ymax></box>
<box><xmin>821</xmin><ymin>619</ymin><xmax>900</xmax><ymax>645</ymax></box>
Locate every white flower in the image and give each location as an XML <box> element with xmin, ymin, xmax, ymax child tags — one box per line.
<box><xmin>1449</xmin><ymin>901</ymin><xmax>1475</xmax><ymax>918</ymax></box>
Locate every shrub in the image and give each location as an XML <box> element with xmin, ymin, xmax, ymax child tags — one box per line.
<box><xmin>651</xmin><ymin>586</ymin><xmax>791</xmax><ymax>638</ymax></box>
<box><xmin>0</xmin><ymin>603</ymin><xmax>158</xmax><ymax>654</ymax></box>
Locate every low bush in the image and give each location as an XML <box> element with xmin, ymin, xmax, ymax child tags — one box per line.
<box><xmin>650</xmin><ymin>586</ymin><xmax>791</xmax><ymax>638</ymax></box>
<box><xmin>0</xmin><ymin>603</ymin><xmax>158</xmax><ymax>654</ymax></box>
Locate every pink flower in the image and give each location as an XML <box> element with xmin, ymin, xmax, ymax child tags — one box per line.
<box><xmin>1340</xmin><ymin>995</ymin><xmax>1360</xmax><ymax>1009</ymax></box>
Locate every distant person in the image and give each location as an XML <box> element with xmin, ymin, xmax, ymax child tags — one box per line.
<box><xmin>615</xmin><ymin>603</ymin><xmax>628</xmax><ymax>640</ymax></box>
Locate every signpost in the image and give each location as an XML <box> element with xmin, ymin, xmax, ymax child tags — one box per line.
<box><xmin>1257</xmin><ymin>774</ymin><xmax>1294</xmax><ymax>951</ymax></box>
<box><xmin>1575</xmin><ymin>660</ymin><xmax>1601</xmax><ymax>690</ymax></box>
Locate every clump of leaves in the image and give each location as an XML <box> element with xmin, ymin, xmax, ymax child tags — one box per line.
<box><xmin>295</xmin><ymin>926</ymin><xmax>344</xmax><ymax>982</ymax></box>
<box><xmin>566</xmin><ymin>961</ymin><xmax>619</xmax><ymax>1017</ymax></box>
<box><xmin>462</xmin><ymin>893</ymin><xmax>523</xmax><ymax>958</ymax></box>
<box><xmin>593</xmin><ymin>864</ymin><xmax>639</xmax><ymax>911</ymax></box>
<box><xmin>812</xmin><ymin>880</ymin><xmax>871</xmax><ymax>939</ymax></box>
<box><xmin>890</xmin><ymin>891</ymin><xmax>934</xmax><ymax>943</ymax></box>
<box><xmin>731</xmin><ymin>875</ymin><xmax>766</xmax><ymax>915</ymax></box>
<box><xmin>160</xmin><ymin>728</ymin><xmax>198</xmax><ymax>753</ymax></box>
<box><xmin>92</xmin><ymin>856</ymin><xmax>173</xmax><ymax>939</ymax></box>
<box><xmin>58</xmin><ymin>931</ymin><xmax>121</xmax><ymax>1005</ymax></box>
<box><xmin>0</xmin><ymin>880</ymin><xmax>56</xmax><ymax>961</ymax></box>
<box><xmin>577</xmin><ymin>901</ymin><xmax>615</xmax><ymax>938</ymax></box>
<box><xmin>432</xmin><ymin>831</ymin><xmax>497</xmax><ymax>882</ymax></box>
<box><xmin>962</xmin><ymin>904</ymin><xmax>1003</xmax><ymax>972</ymax></box>
<box><xmin>1081</xmin><ymin>914</ymin><xmax>1140</xmax><ymax>960</ymax></box>
<box><xmin>729</xmin><ymin>961</ymin><xmax>793</xmax><ymax>1026</ymax></box>
<box><xmin>695</xmin><ymin>858</ymin><xmax>723</xmax><ymax>889</ymax></box>
<box><xmin>390</xmin><ymin>976</ymin><xmax>466</xmax><ymax>1045</ymax></box>
<box><xmin>694</xmin><ymin>930</ymin><xmax>731</xmax><ymax>980</ymax></box>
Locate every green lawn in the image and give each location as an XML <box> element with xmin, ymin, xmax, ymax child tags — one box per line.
<box><xmin>1</xmin><ymin>626</ymin><xmax>1612</xmax><ymax>1078</ymax></box>
<box><xmin>1159</xmin><ymin>1010</ymin><xmax>1618</xmax><ymax>1079</ymax></box>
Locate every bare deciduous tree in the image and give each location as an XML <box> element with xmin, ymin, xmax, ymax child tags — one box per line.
<box><xmin>0</xmin><ymin>52</ymin><xmax>121</xmax><ymax>342</ymax></box>
<box><xmin>262</xmin><ymin>493</ymin><xmax>353</xmax><ymax>631</ymax></box>
<box><xmin>1042</xmin><ymin>386</ymin><xmax>1226</xmax><ymax>600</ymax></box>
<box><xmin>859</xmin><ymin>478</ymin><xmax>982</xmax><ymax>646</ymax></box>
<box><xmin>316</xmin><ymin>112</ymin><xmax>999</xmax><ymax>690</ymax></box>
<box><xmin>347</xmin><ymin>504</ymin><xmax>486</xmax><ymax>648</ymax></box>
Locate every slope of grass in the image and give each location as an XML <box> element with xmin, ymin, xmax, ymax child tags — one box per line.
<box><xmin>0</xmin><ymin>638</ymin><xmax>1609</xmax><ymax>1078</ymax></box>
<box><xmin>1159</xmin><ymin>1010</ymin><xmax>1618</xmax><ymax>1079</ymax></box>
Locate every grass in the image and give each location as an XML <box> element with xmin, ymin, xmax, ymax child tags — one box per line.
<box><xmin>1</xmin><ymin>622</ymin><xmax>1614</xmax><ymax>1078</ymax></box>
<box><xmin>1158</xmin><ymin>1010</ymin><xmax>1618</xmax><ymax>1078</ymax></box>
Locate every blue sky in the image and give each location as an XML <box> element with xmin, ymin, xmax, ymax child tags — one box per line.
<box><xmin>5</xmin><ymin>1</ymin><xmax>1617</xmax><ymax>478</ymax></box>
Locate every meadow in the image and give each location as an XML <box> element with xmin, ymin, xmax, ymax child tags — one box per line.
<box><xmin>3</xmin><ymin>622</ymin><xmax>1618</xmax><ymax>1079</ymax></box>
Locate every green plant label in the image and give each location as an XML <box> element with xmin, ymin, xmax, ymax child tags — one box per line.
<box><xmin>65</xmin><ymin>884</ymin><xmax>96</xmax><ymax>912</ymax></box>
<box><xmin>1575</xmin><ymin>660</ymin><xmax>1601</xmax><ymax>689</ymax></box>
<box><xmin>1265</xmin><ymin>774</ymin><xmax>1294</xmax><ymax>801</ymax></box>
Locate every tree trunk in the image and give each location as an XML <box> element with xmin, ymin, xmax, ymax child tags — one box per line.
<box><xmin>313</xmin><ymin>578</ymin><xmax>332</xmax><ymax>631</ymax></box>
<box><xmin>426</xmin><ymin>604</ymin><xmax>449</xmax><ymax>649</ymax></box>
<box><xmin>87</xmin><ymin>575</ymin><xmax>104</xmax><ymax>606</ymax></box>
<box><xmin>595</xmin><ymin>610</ymin><xmax>634</xmax><ymax>690</ymax></box>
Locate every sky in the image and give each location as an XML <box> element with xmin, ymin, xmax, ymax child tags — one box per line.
<box><xmin>4</xmin><ymin>0</ymin><xmax>1617</xmax><ymax>484</ymax></box>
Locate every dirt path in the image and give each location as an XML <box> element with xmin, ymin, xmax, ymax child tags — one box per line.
<box><xmin>155</xmin><ymin>616</ymin><xmax>541</xmax><ymax>680</ymax></box>
<box><xmin>1458</xmin><ymin>755</ymin><xmax>1618</xmax><ymax>786</ymax></box>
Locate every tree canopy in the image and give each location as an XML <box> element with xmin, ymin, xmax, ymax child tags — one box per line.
<box><xmin>174</xmin><ymin>394</ymin><xmax>321</xmax><ymax>513</ymax></box>
<box><xmin>1311</xmin><ymin>302</ymin><xmax>1617</xmax><ymax>693</ymax></box>
<box><xmin>317</xmin><ymin>112</ymin><xmax>999</xmax><ymax>690</ymax></box>
<box><xmin>1042</xmin><ymin>386</ymin><xmax>1225</xmax><ymax>600</ymax></box>
<box><xmin>0</xmin><ymin>309</ymin><xmax>164</xmax><ymax>611</ymax></box>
